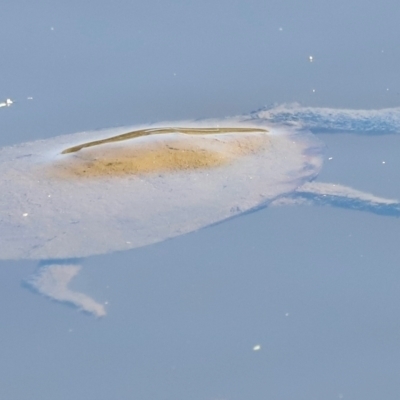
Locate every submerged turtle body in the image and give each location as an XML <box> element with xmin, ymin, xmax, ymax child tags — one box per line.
<box><xmin>0</xmin><ymin>120</ymin><xmax>322</xmax><ymax>260</ymax></box>
<box><xmin>1</xmin><ymin>104</ymin><xmax>399</xmax><ymax>316</ymax></box>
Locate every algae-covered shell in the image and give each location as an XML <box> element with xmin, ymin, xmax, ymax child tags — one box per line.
<box><xmin>0</xmin><ymin>119</ymin><xmax>322</xmax><ymax>261</ymax></box>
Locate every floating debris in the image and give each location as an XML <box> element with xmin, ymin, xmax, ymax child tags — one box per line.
<box><xmin>0</xmin><ymin>98</ymin><xmax>13</xmax><ymax>108</ymax></box>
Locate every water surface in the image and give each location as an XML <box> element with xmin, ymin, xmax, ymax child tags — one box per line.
<box><xmin>1</xmin><ymin>1</ymin><xmax>400</xmax><ymax>399</ymax></box>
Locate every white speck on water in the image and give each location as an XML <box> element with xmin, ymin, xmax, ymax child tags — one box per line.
<box><xmin>309</xmin><ymin>55</ymin><xmax>313</xmax><ymax>62</ymax></box>
<box><xmin>278</xmin><ymin>27</ymin><xmax>283</xmax><ymax>31</ymax></box>
<box><xmin>253</xmin><ymin>344</ymin><xmax>261</xmax><ymax>351</ymax></box>
<box><xmin>0</xmin><ymin>98</ymin><xmax>13</xmax><ymax>108</ymax></box>
<box><xmin>312</xmin><ymin>89</ymin><xmax>316</xmax><ymax>93</ymax></box>
<box><xmin>22</xmin><ymin>213</ymin><xmax>28</xmax><ymax>217</ymax></box>
<box><xmin>285</xmin><ymin>313</ymin><xmax>289</xmax><ymax>317</ymax></box>
<box><xmin>328</xmin><ymin>157</ymin><xmax>333</xmax><ymax>160</ymax></box>
<box><xmin>27</xmin><ymin>96</ymin><xmax>33</xmax><ymax>100</ymax></box>
<box><xmin>382</xmin><ymin>161</ymin><xmax>386</xmax><ymax>164</ymax></box>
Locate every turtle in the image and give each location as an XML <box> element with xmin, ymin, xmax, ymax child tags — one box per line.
<box><xmin>1</xmin><ymin>104</ymin><xmax>399</xmax><ymax>316</ymax></box>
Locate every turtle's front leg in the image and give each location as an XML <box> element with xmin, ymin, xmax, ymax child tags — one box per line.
<box><xmin>26</xmin><ymin>259</ymin><xmax>106</xmax><ymax>317</ymax></box>
<box><xmin>276</xmin><ymin>181</ymin><xmax>400</xmax><ymax>217</ymax></box>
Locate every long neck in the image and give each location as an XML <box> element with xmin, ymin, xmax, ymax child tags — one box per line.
<box><xmin>250</xmin><ymin>104</ymin><xmax>400</xmax><ymax>134</ymax></box>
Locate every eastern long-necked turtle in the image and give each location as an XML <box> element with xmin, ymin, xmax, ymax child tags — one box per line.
<box><xmin>1</xmin><ymin>104</ymin><xmax>398</xmax><ymax>316</ymax></box>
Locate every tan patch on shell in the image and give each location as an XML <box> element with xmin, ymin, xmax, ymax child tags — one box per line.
<box><xmin>48</xmin><ymin>128</ymin><xmax>269</xmax><ymax>179</ymax></box>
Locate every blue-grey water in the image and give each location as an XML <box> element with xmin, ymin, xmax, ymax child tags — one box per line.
<box><xmin>1</xmin><ymin>1</ymin><xmax>400</xmax><ymax>399</ymax></box>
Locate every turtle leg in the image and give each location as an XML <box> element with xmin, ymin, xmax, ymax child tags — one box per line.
<box><xmin>26</xmin><ymin>259</ymin><xmax>106</xmax><ymax>317</ymax></box>
<box><xmin>274</xmin><ymin>181</ymin><xmax>400</xmax><ymax>217</ymax></box>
